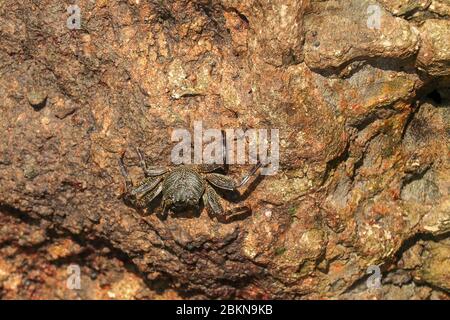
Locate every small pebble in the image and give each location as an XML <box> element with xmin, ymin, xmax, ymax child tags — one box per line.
<box><xmin>27</xmin><ymin>89</ymin><xmax>48</xmax><ymax>110</ymax></box>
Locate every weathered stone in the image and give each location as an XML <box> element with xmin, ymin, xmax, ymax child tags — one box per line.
<box><xmin>428</xmin><ymin>0</ymin><xmax>450</xmax><ymax>16</ymax></box>
<box><xmin>0</xmin><ymin>0</ymin><xmax>449</xmax><ymax>300</ymax></box>
<box><xmin>415</xmin><ymin>241</ymin><xmax>450</xmax><ymax>291</ymax></box>
<box><xmin>417</xmin><ymin>19</ymin><xmax>450</xmax><ymax>76</ymax></box>
<box><xmin>304</xmin><ymin>0</ymin><xmax>420</xmax><ymax>71</ymax></box>
<box><xmin>378</xmin><ymin>0</ymin><xmax>431</xmax><ymax>16</ymax></box>
<box><xmin>27</xmin><ymin>88</ymin><xmax>48</xmax><ymax>110</ymax></box>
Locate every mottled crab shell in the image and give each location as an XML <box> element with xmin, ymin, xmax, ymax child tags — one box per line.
<box><xmin>162</xmin><ymin>166</ymin><xmax>205</xmax><ymax>210</ymax></box>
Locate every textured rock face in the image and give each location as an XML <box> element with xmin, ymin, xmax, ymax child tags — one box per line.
<box><xmin>417</xmin><ymin>19</ymin><xmax>450</xmax><ymax>76</ymax></box>
<box><xmin>0</xmin><ymin>0</ymin><xmax>449</xmax><ymax>299</ymax></box>
<box><xmin>304</xmin><ymin>0</ymin><xmax>421</xmax><ymax>72</ymax></box>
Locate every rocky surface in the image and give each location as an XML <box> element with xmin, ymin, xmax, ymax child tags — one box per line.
<box><xmin>0</xmin><ymin>0</ymin><xmax>449</xmax><ymax>299</ymax></box>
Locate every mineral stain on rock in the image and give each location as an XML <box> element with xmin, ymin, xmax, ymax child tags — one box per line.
<box><xmin>0</xmin><ymin>0</ymin><xmax>449</xmax><ymax>300</ymax></box>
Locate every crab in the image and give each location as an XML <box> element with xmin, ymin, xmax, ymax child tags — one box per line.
<box><xmin>118</xmin><ymin>145</ymin><xmax>263</xmax><ymax>219</ymax></box>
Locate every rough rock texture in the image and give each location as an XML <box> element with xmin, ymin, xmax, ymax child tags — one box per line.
<box><xmin>417</xmin><ymin>19</ymin><xmax>450</xmax><ymax>76</ymax></box>
<box><xmin>0</xmin><ymin>0</ymin><xmax>449</xmax><ymax>299</ymax></box>
<box><xmin>304</xmin><ymin>0</ymin><xmax>421</xmax><ymax>72</ymax></box>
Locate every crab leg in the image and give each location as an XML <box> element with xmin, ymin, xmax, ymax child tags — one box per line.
<box><xmin>136</xmin><ymin>148</ymin><xmax>168</xmax><ymax>177</ymax></box>
<box><xmin>205</xmin><ymin>161</ymin><xmax>262</xmax><ymax>191</ymax></box>
<box><xmin>119</xmin><ymin>152</ymin><xmax>133</xmax><ymax>191</ymax></box>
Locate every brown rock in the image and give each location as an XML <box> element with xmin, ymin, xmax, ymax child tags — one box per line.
<box><xmin>27</xmin><ymin>88</ymin><xmax>48</xmax><ymax>110</ymax></box>
<box><xmin>0</xmin><ymin>0</ymin><xmax>448</xmax><ymax>300</ymax></box>
<box><xmin>304</xmin><ymin>0</ymin><xmax>420</xmax><ymax>71</ymax></box>
<box><xmin>417</xmin><ymin>19</ymin><xmax>450</xmax><ymax>76</ymax></box>
<box><xmin>428</xmin><ymin>0</ymin><xmax>450</xmax><ymax>16</ymax></box>
<box><xmin>378</xmin><ymin>0</ymin><xmax>431</xmax><ymax>16</ymax></box>
<box><xmin>415</xmin><ymin>241</ymin><xmax>450</xmax><ymax>291</ymax></box>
